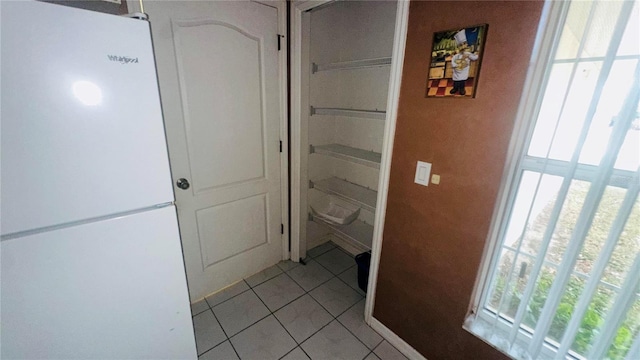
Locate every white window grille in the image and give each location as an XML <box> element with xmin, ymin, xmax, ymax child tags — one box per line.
<box><xmin>465</xmin><ymin>1</ymin><xmax>640</xmax><ymax>359</ymax></box>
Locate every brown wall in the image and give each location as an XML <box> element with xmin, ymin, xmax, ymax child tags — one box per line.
<box><xmin>373</xmin><ymin>1</ymin><xmax>544</xmax><ymax>359</ymax></box>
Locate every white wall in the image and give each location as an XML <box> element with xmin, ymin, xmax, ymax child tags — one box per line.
<box><xmin>305</xmin><ymin>1</ymin><xmax>397</xmax><ymax>249</ymax></box>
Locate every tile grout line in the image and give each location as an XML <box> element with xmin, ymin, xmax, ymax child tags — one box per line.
<box><xmin>334</xmin><ymin>265</ymin><xmax>367</xmax><ymax>296</ymax></box>
<box><xmin>287</xmin><ymin>246</ymin><xmax>376</xmax><ymax>351</ymax></box>
<box><xmin>249</xmin><ymin>285</ymin><xmax>381</xmax><ymax>360</ymax></box>
<box><xmin>209</xmin><ymin>266</ymin><xmax>329</xmax><ymax>350</ymax></box>
<box><xmin>251</xmin><ymin>264</ymin><xmax>369</xmax><ymax>358</ymax></box>
<box><xmin>194</xmin><ymin>241</ymin><xmax>351</xmax><ymax>313</ymax></box>
<box><xmin>247</xmin><ymin>282</ymin><xmax>304</xmax><ymax>358</ymax></box>
<box><xmin>299</xmin><ymin>246</ymin><xmax>382</xmax><ymax>354</ymax></box>
<box><xmin>306</xmin><ymin>242</ymin><xmax>337</xmax><ymax>258</ymax></box>
<box><xmin>302</xmin><ymin>254</ymin><xmax>359</xmax><ymax>290</ymax></box>
<box><xmin>283</xmin><ymin>270</ymin><xmax>334</xmax><ymax>327</ymax></box>
<box><xmin>192</xmin><ymin>298</ymin><xmax>221</xmax><ymax>358</ymax></box>
<box><xmin>287</xmin><ymin>271</ymin><xmax>374</xmax><ymax>356</ymax></box>
<box><xmin>292</xmin><ymin>294</ymin><xmax>373</xmax><ymax>360</ymax></box>
<box><xmin>191</xmin><ymin>307</ymin><xmax>209</xmax><ymax>317</ymax></box>
<box><xmin>271</xmin><ymin>301</ymin><xmax>316</xmax><ymax>360</ymax></box>
<box><xmin>310</xmin><ymin>244</ymin><xmax>365</xmax><ymax>292</ymax></box>
<box><xmin>249</xmin><ymin>275</ymin><xmax>300</xmax><ymax>315</ymax></box>
<box><xmin>209</xmin><ymin>288</ymin><xmax>242</xmax><ymax>360</ymax></box>
<box><xmin>205</xmin><ymin>288</ymin><xmax>251</xmax><ymax>309</ymax></box>
<box><xmin>250</xmin><ymin>269</ymin><xmax>317</xmax><ymax>314</ymax></box>
<box><xmin>278</xmin><ymin>345</ymin><xmax>312</xmax><ymax>360</ymax></box>
<box><xmin>295</xmin><ymin>311</ymin><xmax>338</xmax><ymax>355</ymax></box>
<box><xmin>207</xmin><ymin>257</ymin><xmax>301</xmax><ymax>309</ymax></box>
<box><xmin>334</xmin><ymin>299</ymin><xmax>383</xmax><ymax>353</ymax></box>
<box><xmin>289</xmin><ymin>266</ymin><xmax>334</xmax><ymax>293</ymax></box>
<box><xmin>195</xmin><ymin>244</ymin><xmax>373</xmax><ymax>359</ymax></box>
<box><xmin>279</xmin><ymin>270</ymin><xmax>336</xmax><ymax>348</ymax></box>
<box><xmin>245</xmin><ymin>265</ymin><xmax>285</xmax><ymax>288</ymax></box>
<box><xmin>193</xmin><ymin>308</ymin><xmax>230</xmax><ymax>358</ymax></box>
<box><xmin>225</xmin><ymin>280</ymin><xmax>273</xmax><ymax>339</ymax></box>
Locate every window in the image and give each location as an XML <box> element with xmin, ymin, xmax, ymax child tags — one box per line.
<box><xmin>465</xmin><ymin>1</ymin><xmax>640</xmax><ymax>359</ymax></box>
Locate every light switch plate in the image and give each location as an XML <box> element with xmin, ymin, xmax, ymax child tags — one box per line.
<box><xmin>414</xmin><ymin>161</ymin><xmax>431</xmax><ymax>186</ymax></box>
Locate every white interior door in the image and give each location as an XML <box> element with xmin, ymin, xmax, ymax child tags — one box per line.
<box><xmin>140</xmin><ymin>0</ymin><xmax>285</xmax><ymax>301</ymax></box>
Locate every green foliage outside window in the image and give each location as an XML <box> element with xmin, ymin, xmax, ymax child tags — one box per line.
<box><xmin>488</xmin><ymin>182</ymin><xmax>640</xmax><ymax>359</ymax></box>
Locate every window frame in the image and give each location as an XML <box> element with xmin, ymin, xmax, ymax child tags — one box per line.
<box><xmin>466</xmin><ymin>0</ymin><xmax>565</xmax><ymax>326</ymax></box>
<box><xmin>465</xmin><ymin>0</ymin><xmax>640</xmax><ymax>358</ymax></box>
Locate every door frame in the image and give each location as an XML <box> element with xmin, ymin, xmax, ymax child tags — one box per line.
<box><xmin>289</xmin><ymin>0</ymin><xmax>410</xmax><ymax>333</ymax></box>
<box><xmin>128</xmin><ymin>0</ymin><xmax>291</xmax><ymax>262</ymax></box>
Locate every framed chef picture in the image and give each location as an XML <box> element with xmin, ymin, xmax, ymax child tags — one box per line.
<box><xmin>426</xmin><ymin>24</ymin><xmax>487</xmax><ymax>98</ymax></box>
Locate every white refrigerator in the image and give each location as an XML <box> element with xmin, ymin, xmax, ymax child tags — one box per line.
<box><xmin>1</xmin><ymin>1</ymin><xmax>197</xmax><ymax>358</ymax></box>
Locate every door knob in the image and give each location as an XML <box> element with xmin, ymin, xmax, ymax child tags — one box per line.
<box><xmin>176</xmin><ymin>178</ymin><xmax>190</xmax><ymax>190</ymax></box>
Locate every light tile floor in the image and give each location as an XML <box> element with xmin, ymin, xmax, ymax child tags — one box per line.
<box><xmin>190</xmin><ymin>242</ymin><xmax>408</xmax><ymax>360</ymax></box>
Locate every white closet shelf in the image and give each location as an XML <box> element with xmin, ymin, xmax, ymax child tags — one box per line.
<box><xmin>311</xmin><ymin>177</ymin><xmax>377</xmax><ymax>213</ymax></box>
<box><xmin>312</xmin><ymin>215</ymin><xmax>373</xmax><ymax>250</ymax></box>
<box><xmin>310</xmin><ymin>106</ymin><xmax>386</xmax><ymax>120</ymax></box>
<box><xmin>312</xmin><ymin>57</ymin><xmax>392</xmax><ymax>73</ymax></box>
<box><xmin>311</xmin><ymin>144</ymin><xmax>381</xmax><ymax>169</ymax></box>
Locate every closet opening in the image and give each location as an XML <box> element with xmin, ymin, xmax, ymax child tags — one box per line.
<box><xmin>291</xmin><ymin>0</ymin><xmax>398</xmax><ymax>278</ymax></box>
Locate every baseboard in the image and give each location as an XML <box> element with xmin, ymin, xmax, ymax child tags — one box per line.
<box><xmin>328</xmin><ymin>233</ymin><xmax>368</xmax><ymax>256</ymax></box>
<box><xmin>369</xmin><ymin>317</ymin><xmax>428</xmax><ymax>360</ymax></box>
<box><xmin>306</xmin><ymin>233</ymin><xmax>332</xmax><ymax>252</ymax></box>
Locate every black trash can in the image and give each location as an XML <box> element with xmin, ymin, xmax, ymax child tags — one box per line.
<box><xmin>355</xmin><ymin>251</ymin><xmax>371</xmax><ymax>293</ymax></box>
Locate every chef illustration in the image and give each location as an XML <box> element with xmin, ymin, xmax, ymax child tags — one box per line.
<box><xmin>449</xmin><ymin>29</ymin><xmax>479</xmax><ymax>96</ymax></box>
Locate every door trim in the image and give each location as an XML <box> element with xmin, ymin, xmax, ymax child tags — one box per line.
<box><xmin>128</xmin><ymin>0</ymin><xmax>290</xmax><ymax>263</ymax></box>
<box><xmin>289</xmin><ymin>0</ymin><xmax>409</xmax><ymax>330</ymax></box>
<box><xmin>275</xmin><ymin>0</ymin><xmax>290</xmax><ymax>262</ymax></box>
<box><xmin>370</xmin><ymin>317</ymin><xmax>428</xmax><ymax>360</ymax></box>
<box><xmin>250</xmin><ymin>0</ymin><xmax>290</xmax><ymax>262</ymax></box>
<box><xmin>362</xmin><ymin>0</ymin><xmax>409</xmax><ymax>326</ymax></box>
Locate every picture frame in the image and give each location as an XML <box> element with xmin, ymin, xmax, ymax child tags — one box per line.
<box><xmin>426</xmin><ymin>24</ymin><xmax>487</xmax><ymax>98</ymax></box>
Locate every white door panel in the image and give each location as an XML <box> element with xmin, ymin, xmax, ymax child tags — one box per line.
<box><xmin>0</xmin><ymin>1</ymin><xmax>174</xmax><ymax>236</ymax></box>
<box><xmin>144</xmin><ymin>1</ymin><xmax>283</xmax><ymax>300</ymax></box>
<box><xmin>197</xmin><ymin>194</ymin><xmax>269</xmax><ymax>266</ymax></box>
<box><xmin>1</xmin><ymin>206</ymin><xmax>196</xmax><ymax>359</ymax></box>
<box><xmin>173</xmin><ymin>20</ymin><xmax>267</xmax><ymax>192</ymax></box>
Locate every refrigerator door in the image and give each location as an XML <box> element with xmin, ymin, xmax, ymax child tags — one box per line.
<box><xmin>1</xmin><ymin>1</ymin><xmax>174</xmax><ymax>236</ymax></box>
<box><xmin>1</xmin><ymin>206</ymin><xmax>196</xmax><ymax>359</ymax></box>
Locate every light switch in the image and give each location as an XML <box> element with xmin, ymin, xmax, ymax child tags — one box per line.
<box><xmin>431</xmin><ymin>174</ymin><xmax>441</xmax><ymax>185</ymax></box>
<box><xmin>414</xmin><ymin>161</ymin><xmax>431</xmax><ymax>186</ymax></box>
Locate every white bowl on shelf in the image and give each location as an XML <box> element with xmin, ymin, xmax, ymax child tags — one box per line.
<box><xmin>310</xmin><ymin>195</ymin><xmax>360</xmax><ymax>225</ymax></box>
